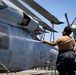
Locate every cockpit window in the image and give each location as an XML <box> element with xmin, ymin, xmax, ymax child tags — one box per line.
<box><xmin>0</xmin><ymin>25</ymin><xmax>9</xmax><ymax>50</ymax></box>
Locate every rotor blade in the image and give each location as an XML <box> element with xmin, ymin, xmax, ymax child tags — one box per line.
<box><xmin>10</xmin><ymin>0</ymin><xmax>41</xmax><ymax>20</ymax></box>
<box><xmin>38</xmin><ymin>28</ymin><xmax>47</xmax><ymax>32</ymax></box>
<box><xmin>22</xmin><ymin>0</ymin><xmax>64</xmax><ymax>24</ymax></box>
<box><xmin>37</xmin><ymin>27</ymin><xmax>48</xmax><ymax>33</ymax></box>
<box><xmin>65</xmin><ymin>13</ymin><xmax>70</xmax><ymax>26</ymax></box>
<box><xmin>38</xmin><ymin>21</ymin><xmax>58</xmax><ymax>32</ymax></box>
<box><xmin>10</xmin><ymin>0</ymin><xmax>57</xmax><ymax>32</ymax></box>
<box><xmin>71</xmin><ymin>17</ymin><xmax>76</xmax><ymax>25</ymax></box>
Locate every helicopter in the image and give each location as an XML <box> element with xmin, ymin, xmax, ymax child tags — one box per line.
<box><xmin>0</xmin><ymin>0</ymin><xmax>64</xmax><ymax>72</ymax></box>
<box><xmin>65</xmin><ymin>13</ymin><xmax>76</xmax><ymax>50</ymax></box>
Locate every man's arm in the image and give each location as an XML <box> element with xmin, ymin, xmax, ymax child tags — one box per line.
<box><xmin>43</xmin><ymin>40</ymin><xmax>57</xmax><ymax>46</ymax></box>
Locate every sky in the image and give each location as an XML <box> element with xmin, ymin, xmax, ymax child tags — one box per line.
<box><xmin>20</xmin><ymin>0</ymin><xmax>76</xmax><ymax>41</ymax></box>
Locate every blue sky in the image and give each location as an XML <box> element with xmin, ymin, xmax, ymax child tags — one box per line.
<box><xmin>21</xmin><ymin>0</ymin><xmax>76</xmax><ymax>41</ymax></box>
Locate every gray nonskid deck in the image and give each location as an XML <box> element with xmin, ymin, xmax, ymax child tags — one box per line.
<box><xmin>0</xmin><ymin>70</ymin><xmax>59</xmax><ymax>75</ymax></box>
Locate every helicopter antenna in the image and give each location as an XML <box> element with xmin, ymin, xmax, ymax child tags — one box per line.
<box><xmin>65</xmin><ymin>13</ymin><xmax>70</xmax><ymax>26</ymax></box>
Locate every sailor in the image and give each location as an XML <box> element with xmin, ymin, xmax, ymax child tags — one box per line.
<box><xmin>43</xmin><ymin>26</ymin><xmax>75</xmax><ymax>75</ymax></box>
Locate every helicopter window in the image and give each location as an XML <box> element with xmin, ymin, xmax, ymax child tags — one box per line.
<box><xmin>0</xmin><ymin>25</ymin><xmax>9</xmax><ymax>50</ymax></box>
<box><xmin>21</xmin><ymin>13</ymin><xmax>31</xmax><ymax>26</ymax></box>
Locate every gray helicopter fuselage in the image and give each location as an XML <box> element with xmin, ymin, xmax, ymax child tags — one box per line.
<box><xmin>0</xmin><ymin>21</ymin><xmax>58</xmax><ymax>71</ymax></box>
<box><xmin>0</xmin><ymin>0</ymin><xmax>58</xmax><ymax>72</ymax></box>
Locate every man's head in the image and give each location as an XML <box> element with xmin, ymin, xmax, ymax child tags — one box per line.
<box><xmin>62</xmin><ymin>26</ymin><xmax>72</xmax><ymax>36</ymax></box>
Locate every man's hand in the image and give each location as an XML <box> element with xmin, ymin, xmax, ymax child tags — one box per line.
<box><xmin>43</xmin><ymin>40</ymin><xmax>48</xmax><ymax>43</ymax></box>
